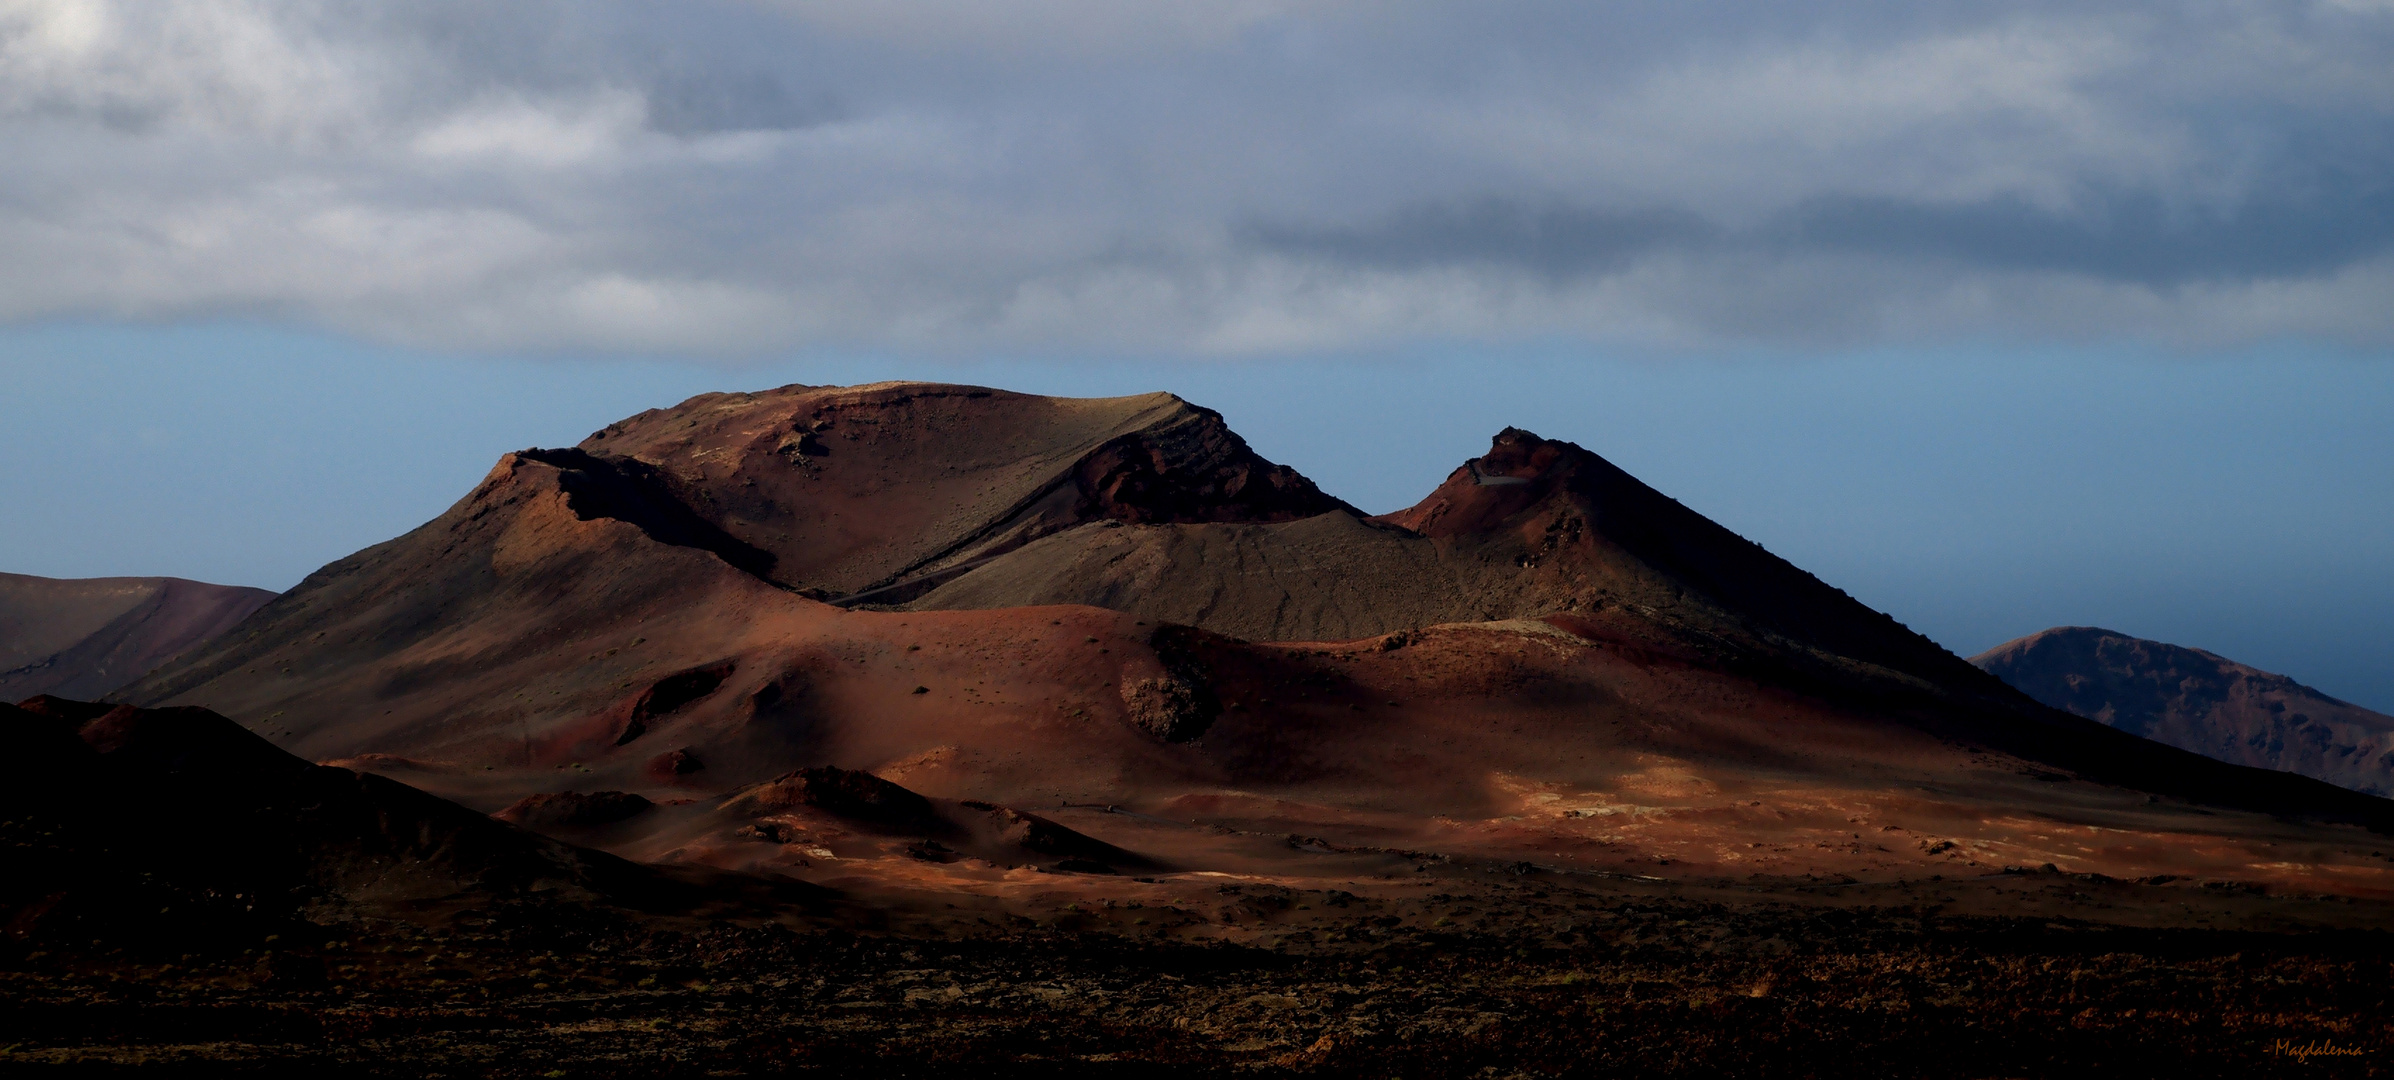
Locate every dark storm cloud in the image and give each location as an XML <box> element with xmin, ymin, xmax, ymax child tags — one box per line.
<box><xmin>2</xmin><ymin>0</ymin><xmax>2391</xmax><ymax>353</ymax></box>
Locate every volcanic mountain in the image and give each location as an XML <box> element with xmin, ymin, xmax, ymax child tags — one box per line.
<box><xmin>119</xmin><ymin>382</ymin><xmax>2394</xmax><ymax>912</ymax></box>
<box><xmin>0</xmin><ymin>572</ymin><xmax>274</xmax><ymax>700</ymax></box>
<box><xmin>1975</xmin><ymin>626</ymin><xmax>2394</xmax><ymax>797</ymax></box>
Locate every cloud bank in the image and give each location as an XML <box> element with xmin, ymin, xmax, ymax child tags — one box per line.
<box><xmin>3</xmin><ymin>0</ymin><xmax>2391</xmax><ymax>355</ymax></box>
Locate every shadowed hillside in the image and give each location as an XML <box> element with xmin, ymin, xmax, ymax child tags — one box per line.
<box><xmin>0</xmin><ymin>696</ymin><xmax>829</xmax><ymax>953</ymax></box>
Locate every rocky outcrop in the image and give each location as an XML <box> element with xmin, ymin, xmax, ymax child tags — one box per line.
<box><xmin>978</xmin><ymin>806</ymin><xmax>1136</xmax><ymax>866</ymax></box>
<box><xmin>1067</xmin><ymin>412</ymin><xmax>1343</xmax><ymax>526</ymax></box>
<box><xmin>708</xmin><ymin>769</ymin><xmax>1151</xmax><ymax>873</ymax></box>
<box><xmin>516</xmin><ymin>448</ymin><xmax>780</xmax><ymax>582</ymax></box>
<box><xmin>1117</xmin><ymin>626</ymin><xmax>1221</xmax><ymax>742</ymax></box>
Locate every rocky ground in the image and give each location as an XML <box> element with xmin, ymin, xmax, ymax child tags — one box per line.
<box><xmin>4</xmin><ymin>869</ymin><xmax>2388</xmax><ymax>1079</ymax></box>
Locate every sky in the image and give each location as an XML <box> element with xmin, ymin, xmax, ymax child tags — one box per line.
<box><xmin>2</xmin><ymin>2</ymin><xmax>2391</xmax><ymax>708</ymax></box>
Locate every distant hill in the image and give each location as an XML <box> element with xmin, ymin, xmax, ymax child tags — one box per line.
<box><xmin>1973</xmin><ymin>627</ymin><xmax>2394</xmax><ymax>797</ymax></box>
<box><xmin>0</xmin><ymin>573</ymin><xmax>275</xmax><ymax>700</ymax></box>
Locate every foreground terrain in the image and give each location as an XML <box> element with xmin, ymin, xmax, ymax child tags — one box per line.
<box><xmin>3</xmin><ymin>870</ymin><xmax>2388</xmax><ymax>1078</ymax></box>
<box><xmin>8</xmin><ymin>694</ymin><xmax>2390</xmax><ymax>1076</ymax></box>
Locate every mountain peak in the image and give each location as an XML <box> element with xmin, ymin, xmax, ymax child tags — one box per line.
<box><xmin>1376</xmin><ymin>426</ymin><xmax>1593</xmax><ymax>537</ymax></box>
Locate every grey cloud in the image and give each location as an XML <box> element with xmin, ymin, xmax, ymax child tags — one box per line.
<box><xmin>1</xmin><ymin>0</ymin><xmax>2392</xmax><ymax>354</ymax></box>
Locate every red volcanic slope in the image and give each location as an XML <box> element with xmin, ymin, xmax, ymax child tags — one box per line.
<box><xmin>0</xmin><ymin>572</ymin><xmax>275</xmax><ymax>700</ymax></box>
<box><xmin>116</xmin><ymin>383</ymin><xmax>2394</xmax><ymax>907</ymax></box>
<box><xmin>1976</xmin><ymin>627</ymin><xmax>2394</xmax><ymax>797</ymax></box>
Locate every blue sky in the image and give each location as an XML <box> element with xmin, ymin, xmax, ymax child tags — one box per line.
<box><xmin>6</xmin><ymin>324</ymin><xmax>2389</xmax><ymax>712</ymax></box>
<box><xmin>3</xmin><ymin>2</ymin><xmax>2391</xmax><ymax>709</ymax></box>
